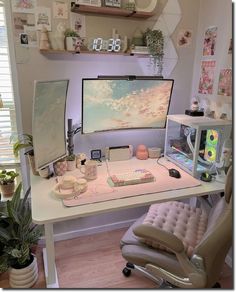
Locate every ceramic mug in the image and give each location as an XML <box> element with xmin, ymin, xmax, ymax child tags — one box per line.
<box><xmin>80</xmin><ymin>160</ymin><xmax>97</xmax><ymax>180</ymax></box>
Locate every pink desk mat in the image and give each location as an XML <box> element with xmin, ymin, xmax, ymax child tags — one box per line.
<box><xmin>62</xmin><ymin>159</ymin><xmax>201</xmax><ymax>207</ymax></box>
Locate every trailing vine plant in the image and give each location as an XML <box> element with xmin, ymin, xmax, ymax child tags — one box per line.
<box><xmin>144</xmin><ymin>29</ymin><xmax>164</xmax><ymax>76</ymax></box>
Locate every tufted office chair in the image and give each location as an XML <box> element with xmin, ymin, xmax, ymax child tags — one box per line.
<box><xmin>120</xmin><ymin>166</ymin><xmax>232</xmax><ymax>288</ymax></box>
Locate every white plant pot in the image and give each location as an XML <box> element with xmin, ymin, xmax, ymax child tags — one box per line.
<box><xmin>9</xmin><ymin>256</ymin><xmax>38</xmax><ymax>288</ymax></box>
<box><xmin>66</xmin><ymin>37</ymin><xmax>81</xmax><ymax>52</ymax></box>
<box><xmin>67</xmin><ymin>160</ymin><xmax>76</xmax><ymax>171</ymax></box>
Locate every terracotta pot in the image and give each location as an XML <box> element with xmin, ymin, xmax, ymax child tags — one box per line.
<box><xmin>0</xmin><ymin>182</ymin><xmax>15</xmax><ymax>198</ymax></box>
<box><xmin>26</xmin><ymin>154</ymin><xmax>39</xmax><ymax>176</ymax></box>
<box><xmin>53</xmin><ymin>160</ymin><xmax>67</xmax><ymax>176</ymax></box>
<box><xmin>9</xmin><ymin>255</ymin><xmax>38</xmax><ymax>288</ymax></box>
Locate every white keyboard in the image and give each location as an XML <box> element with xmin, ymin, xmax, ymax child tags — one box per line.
<box><xmin>110</xmin><ymin>169</ymin><xmax>155</xmax><ymax>187</ymax></box>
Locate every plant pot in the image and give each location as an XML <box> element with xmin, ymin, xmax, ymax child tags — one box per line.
<box><xmin>0</xmin><ymin>182</ymin><xmax>15</xmax><ymax>198</ymax></box>
<box><xmin>38</xmin><ymin>166</ymin><xmax>50</xmax><ymax>178</ymax></box>
<box><xmin>66</xmin><ymin>37</ymin><xmax>81</xmax><ymax>52</ymax></box>
<box><xmin>67</xmin><ymin>160</ymin><xmax>76</xmax><ymax>171</ymax></box>
<box><xmin>9</xmin><ymin>255</ymin><xmax>38</xmax><ymax>288</ymax></box>
<box><xmin>26</xmin><ymin>154</ymin><xmax>39</xmax><ymax>176</ymax></box>
<box><xmin>53</xmin><ymin>160</ymin><xmax>67</xmax><ymax>176</ymax></box>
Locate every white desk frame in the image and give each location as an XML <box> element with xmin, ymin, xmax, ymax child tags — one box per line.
<box><xmin>31</xmin><ymin>159</ymin><xmax>225</xmax><ymax>288</ymax></box>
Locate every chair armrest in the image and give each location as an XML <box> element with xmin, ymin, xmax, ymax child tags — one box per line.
<box><xmin>133</xmin><ymin>224</ymin><xmax>185</xmax><ymax>253</ymax></box>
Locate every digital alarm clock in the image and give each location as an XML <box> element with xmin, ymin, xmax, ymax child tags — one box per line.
<box><xmin>89</xmin><ymin>38</ymin><xmax>122</xmax><ymax>52</ymax></box>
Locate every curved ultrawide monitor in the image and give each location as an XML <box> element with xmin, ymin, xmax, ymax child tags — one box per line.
<box><xmin>82</xmin><ymin>77</ymin><xmax>174</xmax><ymax>134</ymax></box>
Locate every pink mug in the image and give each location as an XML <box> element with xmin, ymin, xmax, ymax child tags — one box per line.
<box><xmin>80</xmin><ymin>160</ymin><xmax>97</xmax><ymax>180</ymax></box>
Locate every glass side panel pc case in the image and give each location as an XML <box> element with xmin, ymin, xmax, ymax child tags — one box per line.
<box><xmin>81</xmin><ymin>77</ymin><xmax>174</xmax><ymax>134</ymax></box>
<box><xmin>164</xmin><ymin>115</ymin><xmax>231</xmax><ymax>178</ymax></box>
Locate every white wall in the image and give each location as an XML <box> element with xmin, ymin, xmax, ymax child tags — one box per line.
<box><xmin>12</xmin><ymin>0</ymin><xmax>201</xmax><ymax>237</ymax></box>
<box><xmin>190</xmin><ymin>0</ymin><xmax>232</xmax><ymax>119</ymax></box>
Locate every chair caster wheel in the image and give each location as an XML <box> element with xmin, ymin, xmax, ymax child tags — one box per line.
<box><xmin>122</xmin><ymin>267</ymin><xmax>131</xmax><ymax>277</ymax></box>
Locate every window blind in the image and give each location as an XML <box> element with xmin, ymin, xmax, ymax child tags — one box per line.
<box><xmin>0</xmin><ymin>2</ymin><xmax>18</xmax><ymax>163</ymax></box>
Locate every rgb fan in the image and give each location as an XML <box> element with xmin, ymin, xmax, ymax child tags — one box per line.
<box><xmin>206</xmin><ymin>130</ymin><xmax>219</xmax><ymax>146</ymax></box>
<box><xmin>204</xmin><ymin>146</ymin><xmax>217</xmax><ymax>162</ymax></box>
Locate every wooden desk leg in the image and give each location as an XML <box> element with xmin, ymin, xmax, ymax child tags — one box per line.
<box><xmin>43</xmin><ymin>223</ymin><xmax>59</xmax><ymax>288</ymax></box>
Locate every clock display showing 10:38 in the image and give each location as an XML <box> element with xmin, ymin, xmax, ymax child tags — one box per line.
<box><xmin>91</xmin><ymin>38</ymin><xmax>121</xmax><ymax>52</ymax></box>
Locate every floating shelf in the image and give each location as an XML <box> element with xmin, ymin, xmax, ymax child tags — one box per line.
<box><xmin>71</xmin><ymin>3</ymin><xmax>155</xmax><ymax>19</ymax></box>
<box><xmin>39</xmin><ymin>49</ymin><xmax>149</xmax><ymax>57</ymax></box>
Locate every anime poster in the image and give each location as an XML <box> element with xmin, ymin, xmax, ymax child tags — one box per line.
<box><xmin>53</xmin><ymin>1</ymin><xmax>68</xmax><ymax>19</ymax></box>
<box><xmin>217</xmin><ymin>69</ymin><xmax>232</xmax><ymax>96</ymax></box>
<box><xmin>11</xmin><ymin>0</ymin><xmax>36</xmax><ymax>13</ymax></box>
<box><xmin>203</xmin><ymin>26</ymin><xmax>217</xmax><ymax>56</ymax></box>
<box><xmin>198</xmin><ymin>60</ymin><xmax>216</xmax><ymax>94</ymax></box>
<box><xmin>70</xmin><ymin>13</ymin><xmax>86</xmax><ymax>38</ymax></box>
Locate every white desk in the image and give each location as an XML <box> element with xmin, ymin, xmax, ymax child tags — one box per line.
<box><xmin>31</xmin><ymin>158</ymin><xmax>225</xmax><ymax>288</ymax></box>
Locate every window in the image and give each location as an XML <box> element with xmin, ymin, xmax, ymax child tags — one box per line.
<box><xmin>0</xmin><ymin>1</ymin><xmax>17</xmax><ymax>163</ymax></box>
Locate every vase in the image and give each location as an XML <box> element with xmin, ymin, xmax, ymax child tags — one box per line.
<box><xmin>39</xmin><ymin>166</ymin><xmax>50</xmax><ymax>178</ymax></box>
<box><xmin>9</xmin><ymin>256</ymin><xmax>38</xmax><ymax>288</ymax></box>
<box><xmin>53</xmin><ymin>160</ymin><xmax>67</xmax><ymax>176</ymax></box>
<box><xmin>0</xmin><ymin>182</ymin><xmax>15</xmax><ymax>198</ymax></box>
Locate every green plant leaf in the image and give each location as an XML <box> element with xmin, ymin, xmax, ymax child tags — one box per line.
<box><xmin>0</xmin><ymin>226</ymin><xmax>11</xmax><ymax>241</ymax></box>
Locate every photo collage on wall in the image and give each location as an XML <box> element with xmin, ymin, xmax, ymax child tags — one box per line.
<box><xmin>11</xmin><ymin>0</ymin><xmax>78</xmax><ymax>48</ymax></box>
<box><xmin>198</xmin><ymin>26</ymin><xmax>232</xmax><ymax>100</ymax></box>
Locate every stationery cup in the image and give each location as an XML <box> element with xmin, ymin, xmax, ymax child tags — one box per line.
<box><xmin>80</xmin><ymin>160</ymin><xmax>97</xmax><ymax>180</ymax></box>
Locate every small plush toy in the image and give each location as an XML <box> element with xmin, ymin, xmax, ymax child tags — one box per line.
<box><xmin>76</xmin><ymin>153</ymin><xmax>87</xmax><ymax>168</ymax></box>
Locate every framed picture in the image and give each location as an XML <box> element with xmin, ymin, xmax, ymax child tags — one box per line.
<box><xmin>104</xmin><ymin>0</ymin><xmax>121</xmax><ymax>7</ymax></box>
<box><xmin>75</xmin><ymin>0</ymin><xmax>102</xmax><ymax>6</ymax></box>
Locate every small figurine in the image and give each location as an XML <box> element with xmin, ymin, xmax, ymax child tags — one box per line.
<box><xmin>191</xmin><ymin>100</ymin><xmax>199</xmax><ymax>111</ymax></box>
<box><xmin>76</xmin><ymin>153</ymin><xmax>87</xmax><ymax>168</ymax></box>
<box><xmin>136</xmin><ymin>144</ymin><xmax>148</xmax><ymax>160</ymax></box>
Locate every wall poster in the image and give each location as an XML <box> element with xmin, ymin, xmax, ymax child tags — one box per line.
<box><xmin>203</xmin><ymin>26</ymin><xmax>217</xmax><ymax>56</ymax></box>
<box><xmin>11</xmin><ymin>0</ymin><xmax>36</xmax><ymax>13</ymax></box>
<box><xmin>217</xmin><ymin>69</ymin><xmax>232</xmax><ymax>96</ymax></box>
<box><xmin>198</xmin><ymin>60</ymin><xmax>216</xmax><ymax>94</ymax></box>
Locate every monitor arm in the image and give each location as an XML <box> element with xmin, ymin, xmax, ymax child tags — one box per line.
<box><xmin>67</xmin><ymin>118</ymin><xmax>81</xmax><ymax>156</ymax></box>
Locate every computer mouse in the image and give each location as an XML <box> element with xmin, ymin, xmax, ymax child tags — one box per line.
<box><xmin>169</xmin><ymin>168</ymin><xmax>181</xmax><ymax>179</ymax></box>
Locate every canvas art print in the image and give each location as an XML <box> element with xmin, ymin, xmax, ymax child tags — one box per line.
<box><xmin>217</xmin><ymin>69</ymin><xmax>232</xmax><ymax>96</ymax></box>
<box><xmin>53</xmin><ymin>1</ymin><xmax>68</xmax><ymax>19</ymax></box>
<box><xmin>203</xmin><ymin>26</ymin><xmax>217</xmax><ymax>56</ymax></box>
<box><xmin>35</xmin><ymin>7</ymin><xmax>52</xmax><ymax>31</ymax></box>
<box><xmin>198</xmin><ymin>60</ymin><xmax>216</xmax><ymax>94</ymax></box>
<box><xmin>82</xmin><ymin>79</ymin><xmax>173</xmax><ymax>133</ymax></box>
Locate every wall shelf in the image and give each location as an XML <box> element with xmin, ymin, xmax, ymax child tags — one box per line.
<box><xmin>71</xmin><ymin>3</ymin><xmax>155</xmax><ymax>19</ymax></box>
<box><xmin>39</xmin><ymin>49</ymin><xmax>149</xmax><ymax>57</ymax></box>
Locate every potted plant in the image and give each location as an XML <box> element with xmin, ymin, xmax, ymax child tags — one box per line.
<box><xmin>12</xmin><ymin>134</ymin><xmax>39</xmax><ymax>176</ymax></box>
<box><xmin>64</xmin><ymin>28</ymin><xmax>82</xmax><ymax>52</ymax></box>
<box><xmin>0</xmin><ymin>183</ymin><xmax>42</xmax><ymax>288</ymax></box>
<box><xmin>66</xmin><ymin>154</ymin><xmax>76</xmax><ymax>171</ymax></box>
<box><xmin>144</xmin><ymin>28</ymin><xmax>164</xmax><ymax>76</ymax></box>
<box><xmin>0</xmin><ymin>170</ymin><xmax>19</xmax><ymax>198</ymax></box>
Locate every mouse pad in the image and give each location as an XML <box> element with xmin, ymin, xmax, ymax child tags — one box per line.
<box><xmin>62</xmin><ymin>160</ymin><xmax>201</xmax><ymax>207</ymax></box>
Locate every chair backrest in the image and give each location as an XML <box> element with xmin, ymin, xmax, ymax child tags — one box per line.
<box><xmin>194</xmin><ymin>166</ymin><xmax>232</xmax><ymax>287</ymax></box>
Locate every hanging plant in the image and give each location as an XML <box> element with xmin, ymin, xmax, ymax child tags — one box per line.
<box><xmin>144</xmin><ymin>29</ymin><xmax>164</xmax><ymax>76</ymax></box>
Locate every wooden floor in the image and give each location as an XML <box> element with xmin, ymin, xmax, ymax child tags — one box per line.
<box><xmin>0</xmin><ymin>228</ymin><xmax>233</xmax><ymax>289</ymax></box>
